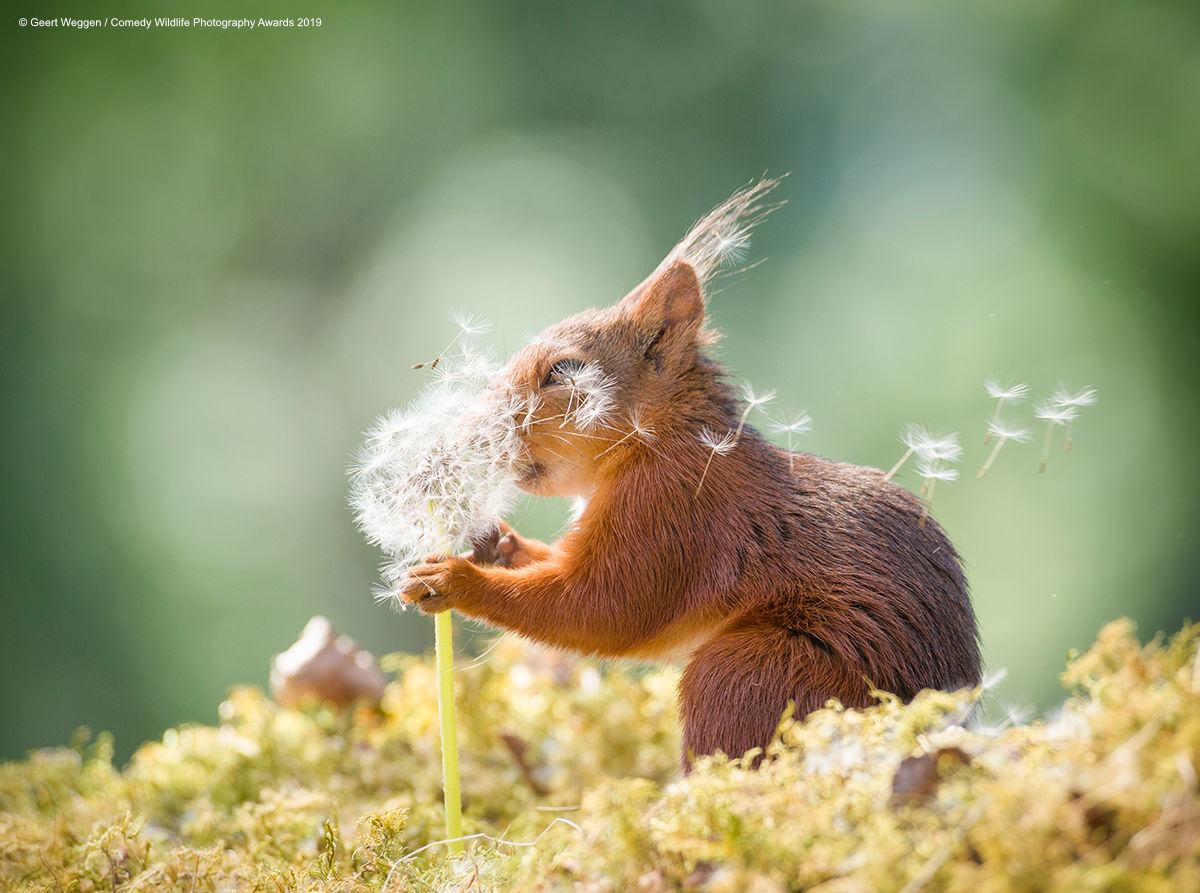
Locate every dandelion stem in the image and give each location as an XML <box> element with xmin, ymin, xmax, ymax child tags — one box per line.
<box><xmin>434</xmin><ymin>610</ymin><xmax>464</xmax><ymax>854</ymax></box>
<box><xmin>429</xmin><ymin>507</ymin><xmax>464</xmax><ymax>856</ymax></box>
<box><xmin>1064</xmin><ymin>418</ymin><xmax>1074</xmax><ymax>453</ymax></box>
<box><xmin>977</xmin><ymin>437</ymin><xmax>1006</xmax><ymax>479</ymax></box>
<box><xmin>1039</xmin><ymin>422</ymin><xmax>1055</xmax><ymax>474</ymax></box>
<box><xmin>733</xmin><ymin>404</ymin><xmax>755</xmax><ymax>443</ymax></box>
<box><xmin>695</xmin><ymin>449</ymin><xmax>719</xmax><ymax>499</ymax></box>
<box><xmin>413</xmin><ymin>328</ymin><xmax>467</xmax><ymax>371</ymax></box>
<box><xmin>596</xmin><ymin>429</ymin><xmax>636</xmax><ymax>458</ymax></box>
<box><xmin>885</xmin><ymin>447</ymin><xmax>914</xmax><ymax>482</ymax></box>
<box><xmin>786</xmin><ymin>433</ymin><xmax>795</xmax><ymax>474</ymax></box>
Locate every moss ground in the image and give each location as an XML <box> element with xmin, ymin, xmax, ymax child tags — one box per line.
<box><xmin>2</xmin><ymin>620</ymin><xmax>1198</xmax><ymax>891</ymax></box>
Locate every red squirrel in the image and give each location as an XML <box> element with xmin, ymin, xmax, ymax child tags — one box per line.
<box><xmin>401</xmin><ymin>180</ymin><xmax>981</xmax><ymax>768</ymax></box>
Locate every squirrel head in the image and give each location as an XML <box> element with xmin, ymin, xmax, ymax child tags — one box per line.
<box><xmin>495</xmin><ymin>177</ymin><xmax>783</xmax><ymax>497</ymax></box>
<box><xmin>499</xmin><ymin>261</ymin><xmax>709</xmax><ymax>496</ymax></box>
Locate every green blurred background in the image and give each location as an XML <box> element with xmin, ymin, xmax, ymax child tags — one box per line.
<box><xmin>2</xmin><ymin>0</ymin><xmax>1198</xmax><ymax>761</ymax></box>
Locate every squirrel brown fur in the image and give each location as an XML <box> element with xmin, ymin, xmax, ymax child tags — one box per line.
<box><xmin>401</xmin><ymin>183</ymin><xmax>981</xmax><ymax>769</ymax></box>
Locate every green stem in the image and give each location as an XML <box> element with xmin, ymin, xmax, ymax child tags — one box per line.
<box><xmin>435</xmin><ymin>610</ymin><xmax>464</xmax><ymax>853</ymax></box>
<box><xmin>427</xmin><ymin>502</ymin><xmax>464</xmax><ymax>855</ymax></box>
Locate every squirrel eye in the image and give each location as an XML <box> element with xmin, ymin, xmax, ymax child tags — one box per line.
<box><xmin>542</xmin><ymin>358</ymin><xmax>584</xmax><ymax>388</ymax></box>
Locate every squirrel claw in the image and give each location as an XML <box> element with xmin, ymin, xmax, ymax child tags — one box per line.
<box><xmin>412</xmin><ymin>592</ymin><xmax>453</xmax><ymax>614</ymax></box>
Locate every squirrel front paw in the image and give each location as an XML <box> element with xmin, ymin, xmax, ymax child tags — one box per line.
<box><xmin>399</xmin><ymin>556</ymin><xmax>477</xmax><ymax>614</ymax></box>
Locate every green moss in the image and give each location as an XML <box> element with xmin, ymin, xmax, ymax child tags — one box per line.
<box><xmin>2</xmin><ymin>621</ymin><xmax>1198</xmax><ymax>891</ymax></box>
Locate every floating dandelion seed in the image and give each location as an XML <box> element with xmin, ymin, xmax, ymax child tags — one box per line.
<box><xmin>1051</xmin><ymin>385</ymin><xmax>1098</xmax><ymax>453</ymax></box>
<box><xmin>1034</xmin><ymin>401</ymin><xmax>1078</xmax><ymax>473</ymax></box>
<box><xmin>694</xmin><ymin>426</ymin><xmax>736</xmax><ymax>498</ymax></box>
<box><xmin>769</xmin><ymin>412</ymin><xmax>813</xmax><ymax>473</ymax></box>
<box><xmin>921</xmin><ymin>434</ymin><xmax>963</xmax><ymax>463</ymax></box>
<box><xmin>699</xmin><ymin>427</ymin><xmax>737</xmax><ymax>454</ymax></box>
<box><xmin>712</xmin><ymin>229</ymin><xmax>750</xmax><ymax>269</ymax></box>
<box><xmin>694</xmin><ymin>385</ymin><xmax>774</xmax><ymax>498</ymax></box>
<box><xmin>596</xmin><ymin>407</ymin><xmax>657</xmax><ymax>458</ymax></box>
<box><xmin>736</xmin><ymin>384</ymin><xmax>776</xmax><ymax>439</ymax></box>
<box><xmin>413</xmin><ymin>313</ymin><xmax>492</xmax><ymax>371</ymax></box>
<box><xmin>977</xmin><ymin>421</ymin><xmax>1032</xmax><ymax>479</ymax></box>
<box><xmin>885</xmin><ymin>424</ymin><xmax>930</xmax><ymax>481</ymax></box>
<box><xmin>885</xmin><ymin>425</ymin><xmax>960</xmax><ymax>482</ymax></box>
<box><xmin>917</xmin><ymin>459</ymin><xmax>958</xmax><ymax>529</ymax></box>
<box><xmin>983</xmin><ymin>380</ymin><xmax>1029</xmax><ymax>445</ymax></box>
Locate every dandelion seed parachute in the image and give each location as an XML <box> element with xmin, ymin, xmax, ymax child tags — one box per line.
<box><xmin>770</xmin><ymin>412</ymin><xmax>813</xmax><ymax>473</ymax></box>
<box><xmin>917</xmin><ymin>460</ymin><xmax>959</xmax><ymax>484</ymax></box>
<box><xmin>740</xmin><ymin>383</ymin><xmax>777</xmax><ymax>410</ymax></box>
<box><xmin>596</xmin><ymin>407</ymin><xmax>657</xmax><ymax>458</ymax></box>
<box><xmin>694</xmin><ymin>426</ymin><xmax>737</xmax><ymax>498</ymax></box>
<box><xmin>977</xmin><ymin>421</ymin><xmax>1032</xmax><ymax>479</ymax></box>
<box><xmin>984</xmin><ymin>380</ymin><xmax>1030</xmax><ymax>403</ymax></box>
<box><xmin>916</xmin><ymin>457</ymin><xmax>958</xmax><ymax>529</ymax></box>
<box><xmin>698</xmin><ymin>426</ymin><xmax>737</xmax><ymax>455</ymax></box>
<box><xmin>885</xmin><ymin>426</ymin><xmax>959</xmax><ymax>482</ymax></box>
<box><xmin>1051</xmin><ymin>385</ymin><xmax>1098</xmax><ymax>408</ymax></box>
<box><xmin>1034</xmin><ymin>400</ymin><xmax>1078</xmax><ymax>473</ymax></box>
<box><xmin>1051</xmin><ymin>385</ymin><xmax>1098</xmax><ymax>454</ymax></box>
<box><xmin>413</xmin><ymin>313</ymin><xmax>494</xmax><ymax>370</ymax></box>
<box><xmin>769</xmin><ymin>412</ymin><xmax>814</xmax><ymax>437</ymax></box>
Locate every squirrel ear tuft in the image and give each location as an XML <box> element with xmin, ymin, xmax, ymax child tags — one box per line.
<box><xmin>619</xmin><ymin>261</ymin><xmax>704</xmax><ymax>333</ymax></box>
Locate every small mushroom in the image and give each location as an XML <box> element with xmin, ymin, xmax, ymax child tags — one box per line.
<box><xmin>269</xmin><ymin>616</ymin><xmax>387</xmax><ymax>708</ymax></box>
<box><xmin>890</xmin><ymin>746</ymin><xmax>971</xmax><ymax>806</ymax></box>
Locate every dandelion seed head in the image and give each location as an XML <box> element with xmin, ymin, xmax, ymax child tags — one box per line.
<box><xmin>698</xmin><ymin>427</ymin><xmax>737</xmax><ymax>455</ymax></box>
<box><xmin>1051</xmin><ymin>385</ymin><xmax>1098</xmax><ymax>408</ymax></box>
<box><xmin>916</xmin><ymin>459</ymin><xmax>959</xmax><ymax>482</ymax></box>
<box><xmin>1035</xmin><ymin>401</ymin><xmax>1078</xmax><ymax>424</ymax></box>
<box><xmin>770</xmin><ymin>412</ymin><xmax>813</xmax><ymax>436</ymax></box>
<box><xmin>349</xmin><ymin>353</ymin><xmax>521</xmax><ymax>598</ymax></box>
<box><xmin>984</xmin><ymin>379</ymin><xmax>1030</xmax><ymax>403</ymax></box>
<box><xmin>986</xmin><ymin>420</ymin><xmax>1032</xmax><ymax>442</ymax></box>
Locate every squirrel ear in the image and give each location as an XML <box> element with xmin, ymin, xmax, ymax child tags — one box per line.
<box><xmin>619</xmin><ymin>261</ymin><xmax>704</xmax><ymax>334</ymax></box>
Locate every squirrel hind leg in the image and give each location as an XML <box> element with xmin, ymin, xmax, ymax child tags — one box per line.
<box><xmin>678</xmin><ymin>611</ymin><xmax>871</xmax><ymax>772</ymax></box>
